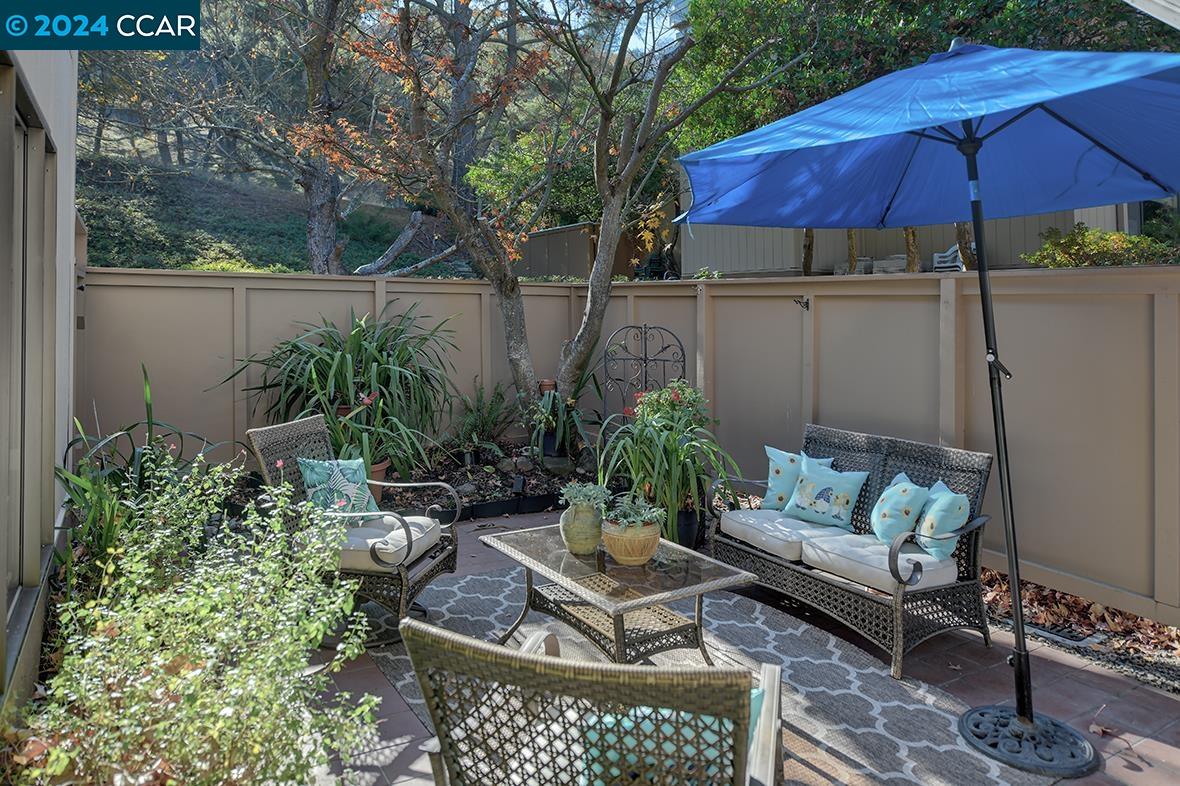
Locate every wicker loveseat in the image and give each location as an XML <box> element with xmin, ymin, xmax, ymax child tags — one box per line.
<box><xmin>710</xmin><ymin>424</ymin><xmax>993</xmax><ymax>679</ymax></box>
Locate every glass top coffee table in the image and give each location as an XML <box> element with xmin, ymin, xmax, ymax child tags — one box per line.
<box><xmin>481</xmin><ymin>525</ymin><xmax>755</xmax><ymax>664</ymax></box>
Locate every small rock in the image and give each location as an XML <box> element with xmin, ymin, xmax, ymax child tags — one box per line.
<box><xmin>576</xmin><ymin>449</ymin><xmax>597</xmax><ymax>476</ymax></box>
<box><xmin>455</xmin><ymin>482</ymin><xmax>479</xmax><ymax>496</ymax></box>
<box><xmin>542</xmin><ymin>457</ymin><xmax>575</xmax><ymax>477</ymax></box>
<box><xmin>496</xmin><ymin>457</ymin><xmax>517</xmax><ymax>474</ymax></box>
<box><xmin>514</xmin><ymin>457</ymin><xmax>534</xmax><ymax>472</ymax></box>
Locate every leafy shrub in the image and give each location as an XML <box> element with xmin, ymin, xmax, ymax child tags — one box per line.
<box><xmin>453</xmin><ymin>378</ymin><xmax>514</xmax><ymax>458</ymax></box>
<box><xmin>54</xmin><ymin>366</ymin><xmax>223</xmax><ymax>610</ymax></box>
<box><xmin>692</xmin><ymin>268</ymin><xmax>724</xmax><ymax>279</ymax></box>
<box><xmin>1022</xmin><ymin>223</ymin><xmax>1179</xmax><ymax>268</ymax></box>
<box><xmin>1144</xmin><ymin>203</ymin><xmax>1180</xmax><ymax>246</ymax></box>
<box><xmin>13</xmin><ymin>450</ymin><xmax>377</xmax><ymax>784</ymax></box>
<box><xmin>225</xmin><ymin>302</ymin><xmax>455</xmax><ymax>471</ymax></box>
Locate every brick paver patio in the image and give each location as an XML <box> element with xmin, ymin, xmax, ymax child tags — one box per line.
<box><xmin>322</xmin><ymin>512</ymin><xmax>1180</xmax><ymax>785</ymax></box>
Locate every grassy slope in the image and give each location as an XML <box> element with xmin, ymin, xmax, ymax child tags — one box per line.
<box><xmin>77</xmin><ymin>155</ymin><xmax>414</xmax><ymax>273</ymax></box>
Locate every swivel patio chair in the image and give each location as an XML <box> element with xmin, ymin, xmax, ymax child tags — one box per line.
<box><xmin>400</xmin><ymin>617</ymin><xmax>783</xmax><ymax>786</ymax></box>
<box><xmin>247</xmin><ymin>415</ymin><xmax>459</xmax><ymax>641</ymax></box>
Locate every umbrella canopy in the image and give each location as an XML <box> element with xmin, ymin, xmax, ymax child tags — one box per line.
<box><xmin>679</xmin><ymin>44</ymin><xmax>1180</xmax><ymax>229</ymax></box>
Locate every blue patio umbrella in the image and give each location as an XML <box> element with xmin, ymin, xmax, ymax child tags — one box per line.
<box><xmin>679</xmin><ymin>41</ymin><xmax>1180</xmax><ymax>778</ymax></box>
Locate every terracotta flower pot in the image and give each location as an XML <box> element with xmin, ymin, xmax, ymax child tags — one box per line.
<box><xmin>335</xmin><ymin>404</ymin><xmax>352</xmax><ymax>418</ymax></box>
<box><xmin>538</xmin><ymin>379</ymin><xmax>557</xmax><ymax>393</ymax></box>
<box><xmin>601</xmin><ymin>521</ymin><xmax>661</xmax><ymax>566</ymax></box>
<box><xmin>559</xmin><ymin>504</ymin><xmax>603</xmax><ymax>555</ymax></box>
<box><xmin>368</xmin><ymin>458</ymin><xmax>391</xmax><ymax>500</ymax></box>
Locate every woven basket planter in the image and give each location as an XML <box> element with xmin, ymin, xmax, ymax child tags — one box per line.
<box><xmin>602</xmin><ymin>521</ymin><xmax>660</xmax><ymax>565</ymax></box>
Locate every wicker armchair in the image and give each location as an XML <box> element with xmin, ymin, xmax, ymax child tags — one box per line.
<box><xmin>247</xmin><ymin>415</ymin><xmax>459</xmax><ymax>639</ymax></box>
<box><xmin>401</xmin><ymin>617</ymin><xmax>783</xmax><ymax>786</ymax></box>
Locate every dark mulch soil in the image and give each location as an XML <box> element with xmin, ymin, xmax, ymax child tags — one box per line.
<box><xmin>379</xmin><ymin>457</ymin><xmax>570</xmax><ymax>512</ymax></box>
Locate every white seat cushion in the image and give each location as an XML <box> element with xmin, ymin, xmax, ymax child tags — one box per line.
<box><xmin>800</xmin><ymin>531</ymin><xmax>958</xmax><ymax>593</ymax></box>
<box><xmin>720</xmin><ymin>509</ymin><xmax>846</xmax><ymax>561</ymax></box>
<box><xmin>338</xmin><ymin>515</ymin><xmax>441</xmax><ymax>572</ymax></box>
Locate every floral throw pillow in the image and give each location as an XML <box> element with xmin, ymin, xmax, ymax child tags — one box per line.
<box><xmin>785</xmin><ymin>456</ymin><xmax>868</xmax><ymax>529</ymax></box>
<box><xmin>870</xmin><ymin>472</ymin><xmax>931</xmax><ymax>544</ymax></box>
<box><xmin>916</xmin><ymin>480</ymin><xmax>970</xmax><ymax>560</ymax></box>
<box><xmin>297</xmin><ymin>457</ymin><xmax>379</xmax><ymax>515</ymax></box>
<box><xmin>760</xmin><ymin>447</ymin><xmax>833</xmax><ymax>510</ymax></box>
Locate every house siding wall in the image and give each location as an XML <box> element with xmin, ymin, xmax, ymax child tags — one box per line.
<box><xmin>0</xmin><ymin>50</ymin><xmax>78</xmax><ymax>708</ymax></box>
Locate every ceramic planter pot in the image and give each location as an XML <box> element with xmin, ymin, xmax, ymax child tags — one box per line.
<box><xmin>368</xmin><ymin>458</ymin><xmax>391</xmax><ymax>500</ymax></box>
<box><xmin>602</xmin><ymin>521</ymin><xmax>661</xmax><ymax>566</ymax></box>
<box><xmin>541</xmin><ymin>430</ymin><xmax>560</xmax><ymax>457</ymax></box>
<box><xmin>559</xmin><ymin>503</ymin><xmax>603</xmax><ymax>555</ymax></box>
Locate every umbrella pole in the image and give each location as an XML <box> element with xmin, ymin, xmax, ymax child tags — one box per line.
<box><xmin>955</xmin><ymin>134</ymin><xmax>1099</xmax><ymax>778</ymax></box>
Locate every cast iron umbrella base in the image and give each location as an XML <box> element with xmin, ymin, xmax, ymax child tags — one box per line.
<box><xmin>959</xmin><ymin>706</ymin><xmax>1100</xmax><ymax>778</ymax></box>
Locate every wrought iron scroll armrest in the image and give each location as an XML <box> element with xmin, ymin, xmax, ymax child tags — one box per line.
<box><xmin>888</xmin><ymin>515</ymin><xmax>990</xmax><ymax>586</ymax></box>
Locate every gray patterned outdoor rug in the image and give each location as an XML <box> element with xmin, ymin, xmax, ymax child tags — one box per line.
<box><xmin>368</xmin><ymin>567</ymin><xmax>1052</xmax><ymax>786</ymax></box>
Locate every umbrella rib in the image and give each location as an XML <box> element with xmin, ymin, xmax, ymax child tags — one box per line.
<box><xmin>879</xmin><ymin>133</ymin><xmax>926</xmax><ymax>228</ymax></box>
<box><xmin>978</xmin><ymin>105</ymin><xmax>1039</xmax><ymax>142</ymax></box>
<box><xmin>906</xmin><ymin>131</ymin><xmax>956</xmax><ymax>145</ymax></box>
<box><xmin>1036</xmin><ymin>103</ymin><xmax>1174</xmax><ymax>193</ymax></box>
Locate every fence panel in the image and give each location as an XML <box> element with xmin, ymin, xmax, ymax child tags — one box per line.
<box><xmin>76</xmin><ymin>265</ymin><xmax>1180</xmax><ymax>625</ymax></box>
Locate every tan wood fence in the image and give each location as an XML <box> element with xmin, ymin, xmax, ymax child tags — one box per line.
<box><xmin>75</xmin><ymin>265</ymin><xmax>1180</xmax><ymax>625</ymax></box>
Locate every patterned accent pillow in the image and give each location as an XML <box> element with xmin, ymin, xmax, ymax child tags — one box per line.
<box><xmin>916</xmin><ymin>480</ymin><xmax>970</xmax><ymax>560</ymax></box>
<box><xmin>785</xmin><ymin>456</ymin><xmax>868</xmax><ymax>529</ymax></box>
<box><xmin>297</xmin><ymin>457</ymin><xmax>379</xmax><ymax>515</ymax></box>
<box><xmin>761</xmin><ymin>447</ymin><xmax>833</xmax><ymax>510</ymax></box>
<box><xmin>870</xmin><ymin>472</ymin><xmax>931</xmax><ymax>544</ymax></box>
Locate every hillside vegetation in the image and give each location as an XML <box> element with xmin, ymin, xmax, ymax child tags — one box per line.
<box><xmin>76</xmin><ymin>155</ymin><xmax>414</xmax><ymax>274</ymax></box>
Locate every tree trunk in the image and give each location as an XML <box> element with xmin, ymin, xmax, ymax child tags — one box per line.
<box><xmin>903</xmin><ymin>226</ymin><xmax>920</xmax><ymax>273</ymax></box>
<box><xmin>352</xmin><ymin>211</ymin><xmax>424</xmax><ymax>275</ymax></box>
<box><xmin>846</xmin><ymin>229</ymin><xmax>858</xmax><ymax>273</ymax></box>
<box><xmin>174</xmin><ymin>130</ymin><xmax>186</xmax><ymax>166</ymax></box>
<box><xmin>955</xmin><ymin>221</ymin><xmax>977</xmax><ymax>269</ymax></box>
<box><xmin>92</xmin><ymin>109</ymin><xmax>107</xmax><ymax>156</ymax></box>
<box><xmin>156</xmin><ymin>130</ymin><xmax>173</xmax><ymax>167</ymax></box>
<box><xmin>801</xmin><ymin>228</ymin><xmax>815</xmax><ymax>276</ymax></box>
<box><xmin>484</xmin><ymin>260</ymin><xmax>539</xmax><ymax>403</ymax></box>
<box><xmin>301</xmin><ymin>162</ymin><xmax>347</xmax><ymax>276</ymax></box>
<box><xmin>556</xmin><ymin>193</ymin><xmax>627</xmax><ymax>398</ymax></box>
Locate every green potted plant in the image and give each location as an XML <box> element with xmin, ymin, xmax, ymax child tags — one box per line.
<box><xmin>601</xmin><ymin>495</ymin><xmax>665</xmax><ymax>566</ymax></box>
<box><xmin>558</xmin><ymin>482</ymin><xmax>610</xmax><ymax>555</ymax></box>
<box><xmin>325</xmin><ymin>399</ymin><xmax>430</xmax><ymax>499</ymax></box>
<box><xmin>598</xmin><ymin>380</ymin><xmax>738</xmax><ymax>548</ymax></box>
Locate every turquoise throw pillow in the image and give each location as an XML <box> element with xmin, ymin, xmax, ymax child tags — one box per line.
<box><xmin>297</xmin><ymin>457</ymin><xmax>379</xmax><ymax>515</ymax></box>
<box><xmin>581</xmin><ymin>688</ymin><xmax>764</xmax><ymax>785</ymax></box>
<box><xmin>785</xmin><ymin>456</ymin><xmax>868</xmax><ymax>529</ymax></box>
<box><xmin>870</xmin><ymin>472</ymin><xmax>930</xmax><ymax>544</ymax></box>
<box><xmin>916</xmin><ymin>480</ymin><xmax>970</xmax><ymax>560</ymax></box>
<box><xmin>761</xmin><ymin>447</ymin><xmax>833</xmax><ymax>510</ymax></box>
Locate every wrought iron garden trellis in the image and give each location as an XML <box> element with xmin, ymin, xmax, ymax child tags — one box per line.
<box><xmin>601</xmin><ymin>324</ymin><xmax>686</xmax><ymax>417</ymax></box>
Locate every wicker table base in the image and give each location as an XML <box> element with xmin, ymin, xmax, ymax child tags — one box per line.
<box><xmin>497</xmin><ymin>569</ymin><xmax>715</xmax><ymax>665</ymax></box>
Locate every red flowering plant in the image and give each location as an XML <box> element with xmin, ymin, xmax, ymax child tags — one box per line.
<box><xmin>630</xmin><ymin>380</ymin><xmax>712</xmax><ymax>429</ymax></box>
<box><xmin>598</xmin><ymin>380</ymin><xmax>737</xmax><ymax>544</ymax></box>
